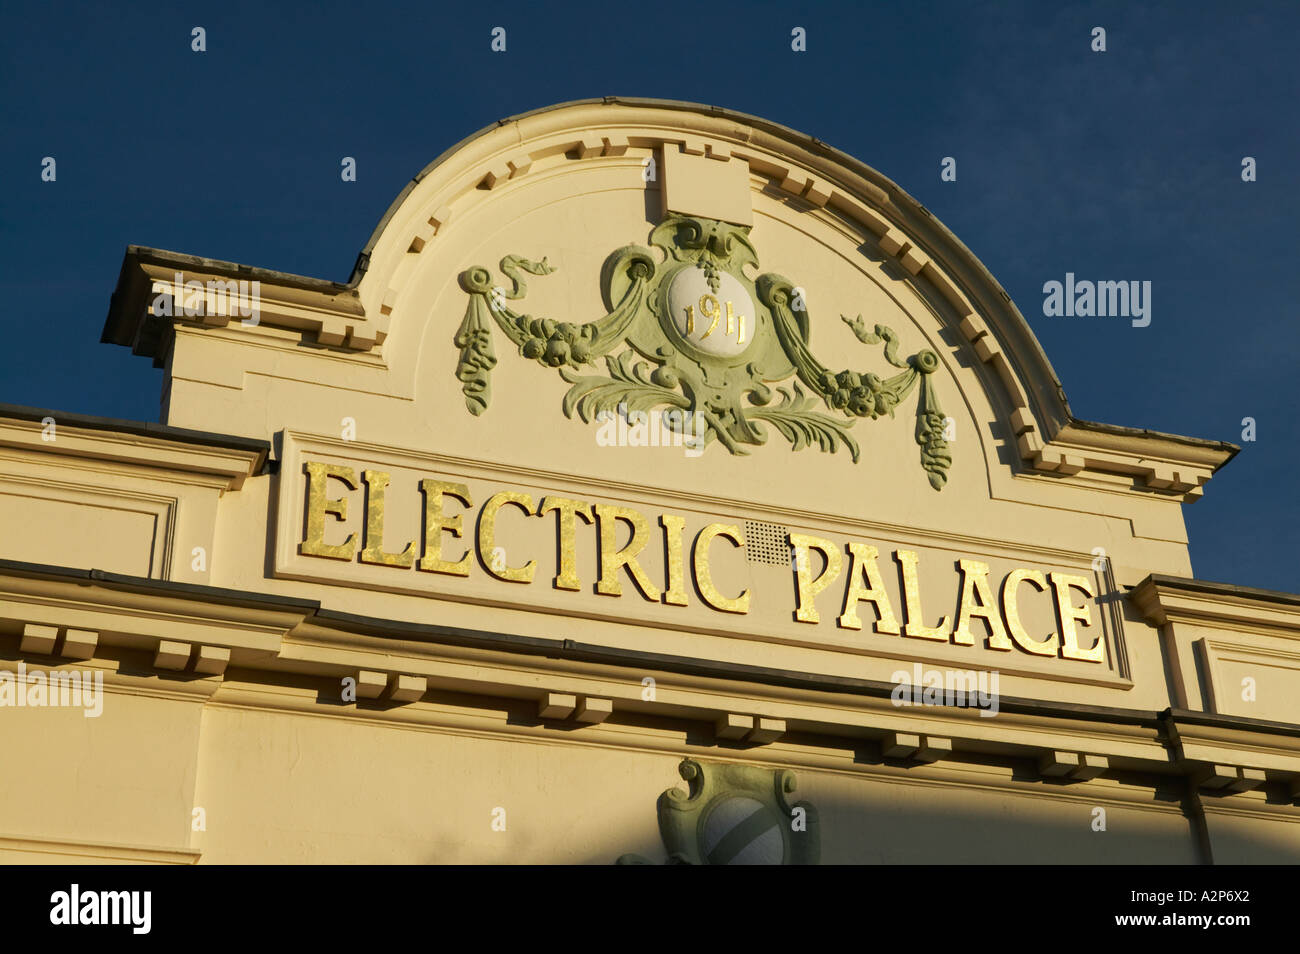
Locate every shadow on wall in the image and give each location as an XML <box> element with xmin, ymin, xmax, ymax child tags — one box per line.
<box><xmin>554</xmin><ymin>756</ymin><xmax>1300</xmax><ymax>866</ymax></box>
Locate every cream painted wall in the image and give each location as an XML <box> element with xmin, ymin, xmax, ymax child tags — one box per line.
<box><xmin>1</xmin><ymin>101</ymin><xmax>1294</xmax><ymax>866</ymax></box>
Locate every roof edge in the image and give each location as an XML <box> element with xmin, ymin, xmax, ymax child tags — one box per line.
<box><xmin>0</xmin><ymin>402</ymin><xmax>271</xmax><ymax>458</ymax></box>
<box><xmin>98</xmin><ymin>96</ymin><xmax>1235</xmax><ymax>464</ymax></box>
<box><xmin>1133</xmin><ymin>572</ymin><xmax>1300</xmax><ymax>608</ymax></box>
<box><xmin>1061</xmin><ymin>417</ymin><xmax>1240</xmax><ymax>474</ymax></box>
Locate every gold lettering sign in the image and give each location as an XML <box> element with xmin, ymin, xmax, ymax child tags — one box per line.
<box><xmin>539</xmin><ymin>496</ymin><xmax>592</xmax><ymax>591</ymax></box>
<box><xmin>1052</xmin><ymin>572</ymin><xmax>1106</xmax><ymax>663</ymax></box>
<box><xmin>896</xmin><ymin>549</ymin><xmax>951</xmax><ymax>641</ymax></box>
<box><xmin>295</xmin><ymin>460</ymin><xmax>1110</xmax><ymax>664</ymax></box>
<box><xmin>360</xmin><ymin>469</ymin><xmax>416</xmax><ymax>568</ymax></box>
<box><xmin>660</xmin><ymin>514</ymin><xmax>689</xmax><ymax>607</ymax></box>
<box><xmin>952</xmin><ymin>559</ymin><xmax>1010</xmax><ymax>650</ymax></box>
<box><xmin>478</xmin><ymin>492</ymin><xmax>536</xmax><ymax>583</ymax></box>
<box><xmin>693</xmin><ymin>523</ymin><xmax>750</xmax><ymax>614</ymax></box>
<box><xmin>838</xmin><ymin>543</ymin><xmax>900</xmax><ymax>634</ymax></box>
<box><xmin>1002</xmin><ymin>568</ymin><xmax>1057</xmax><ymax>656</ymax></box>
<box><xmin>789</xmin><ymin>533</ymin><xmax>841</xmax><ymax>623</ymax></box>
<box><xmin>594</xmin><ymin>504</ymin><xmax>660</xmax><ymax>601</ymax></box>
<box><xmin>300</xmin><ymin>462</ymin><xmax>358</xmax><ymax>560</ymax></box>
<box><xmin>418</xmin><ymin>480</ymin><xmax>472</xmax><ymax>576</ymax></box>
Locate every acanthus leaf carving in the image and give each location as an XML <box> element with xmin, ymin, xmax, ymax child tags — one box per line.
<box><xmin>454</xmin><ymin>215</ymin><xmax>952</xmax><ymax>489</ymax></box>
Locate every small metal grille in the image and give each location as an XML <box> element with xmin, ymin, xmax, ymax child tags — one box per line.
<box><xmin>744</xmin><ymin>520</ymin><xmax>791</xmax><ymax>566</ymax></box>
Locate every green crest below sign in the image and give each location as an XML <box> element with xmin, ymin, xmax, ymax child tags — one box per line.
<box><xmin>617</xmin><ymin>758</ymin><xmax>820</xmax><ymax>865</ymax></box>
<box><xmin>455</xmin><ymin>215</ymin><xmax>952</xmax><ymax>489</ymax></box>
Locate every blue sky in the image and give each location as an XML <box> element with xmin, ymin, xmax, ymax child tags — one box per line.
<box><xmin>2</xmin><ymin>0</ymin><xmax>1296</xmax><ymax>591</ymax></box>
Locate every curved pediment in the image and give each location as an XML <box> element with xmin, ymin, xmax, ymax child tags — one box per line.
<box><xmin>342</xmin><ymin>98</ymin><xmax>1227</xmax><ymax>501</ymax></box>
<box><xmin>358</xmin><ymin>99</ymin><xmax>1044</xmax><ymax>496</ymax></box>
<box><xmin>105</xmin><ymin>98</ymin><xmax>1231</xmax><ymax>510</ymax></box>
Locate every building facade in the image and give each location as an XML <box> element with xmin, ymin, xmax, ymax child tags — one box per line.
<box><xmin>2</xmin><ymin>98</ymin><xmax>1298</xmax><ymax>864</ymax></box>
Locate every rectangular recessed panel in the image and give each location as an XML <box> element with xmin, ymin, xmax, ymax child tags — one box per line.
<box><xmin>0</xmin><ymin>487</ymin><xmax>161</xmax><ymax>577</ymax></box>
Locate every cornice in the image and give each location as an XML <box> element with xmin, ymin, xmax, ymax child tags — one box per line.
<box><xmin>4</xmin><ymin>560</ymin><xmax>1300</xmax><ymax>803</ymax></box>
<box><xmin>1131</xmin><ymin>574</ymin><xmax>1300</xmax><ymax>633</ymax></box>
<box><xmin>101</xmin><ymin>246</ymin><xmax>381</xmax><ymax>365</ymax></box>
<box><xmin>0</xmin><ymin>407</ymin><xmax>267</xmax><ymax>490</ymax></box>
<box><xmin>1012</xmin><ymin>418</ymin><xmax>1238</xmax><ymax>503</ymax></box>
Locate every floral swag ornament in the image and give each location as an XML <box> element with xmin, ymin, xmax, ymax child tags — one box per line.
<box><xmin>454</xmin><ymin>215</ymin><xmax>952</xmax><ymax>490</ymax></box>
